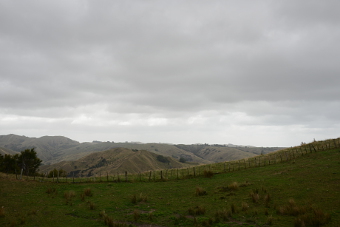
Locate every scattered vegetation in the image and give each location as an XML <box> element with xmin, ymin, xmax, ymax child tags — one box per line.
<box><xmin>277</xmin><ymin>199</ymin><xmax>331</xmax><ymax>226</ymax></box>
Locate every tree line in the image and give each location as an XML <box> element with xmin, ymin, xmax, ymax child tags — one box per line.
<box><xmin>0</xmin><ymin>148</ymin><xmax>42</xmax><ymax>177</ymax></box>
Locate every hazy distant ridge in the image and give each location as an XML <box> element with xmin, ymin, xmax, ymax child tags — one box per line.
<box><xmin>0</xmin><ymin>134</ymin><xmax>284</xmax><ymax>166</ymax></box>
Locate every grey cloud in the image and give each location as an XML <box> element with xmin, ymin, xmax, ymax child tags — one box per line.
<box><xmin>1</xmin><ymin>0</ymin><xmax>339</xmax><ymax>146</ymax></box>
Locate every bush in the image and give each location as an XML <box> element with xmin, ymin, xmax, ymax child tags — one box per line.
<box><xmin>156</xmin><ymin>155</ymin><xmax>169</xmax><ymax>163</ymax></box>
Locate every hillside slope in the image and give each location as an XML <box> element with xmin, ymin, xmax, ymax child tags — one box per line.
<box><xmin>39</xmin><ymin>147</ymin><xmax>190</xmax><ymax>177</ymax></box>
<box><xmin>0</xmin><ymin>134</ymin><xmax>283</xmax><ymax>165</ymax></box>
<box><xmin>0</xmin><ymin>134</ymin><xmax>79</xmax><ymax>164</ymax></box>
<box><xmin>0</xmin><ymin>147</ymin><xmax>18</xmax><ymax>155</ymax></box>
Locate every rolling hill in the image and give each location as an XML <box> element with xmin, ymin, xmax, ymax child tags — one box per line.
<box><xmin>0</xmin><ymin>134</ymin><xmax>284</xmax><ymax>166</ymax></box>
<box><xmin>39</xmin><ymin>147</ymin><xmax>191</xmax><ymax>177</ymax></box>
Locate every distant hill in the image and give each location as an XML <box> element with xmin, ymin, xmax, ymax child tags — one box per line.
<box><xmin>39</xmin><ymin>147</ymin><xmax>190</xmax><ymax>177</ymax></box>
<box><xmin>0</xmin><ymin>134</ymin><xmax>79</xmax><ymax>164</ymax></box>
<box><xmin>0</xmin><ymin>146</ymin><xmax>18</xmax><ymax>155</ymax></box>
<box><xmin>0</xmin><ymin>134</ymin><xmax>284</xmax><ymax>165</ymax></box>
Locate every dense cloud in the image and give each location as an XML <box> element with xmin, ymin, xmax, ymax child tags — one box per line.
<box><xmin>1</xmin><ymin>0</ymin><xmax>339</xmax><ymax>146</ymax></box>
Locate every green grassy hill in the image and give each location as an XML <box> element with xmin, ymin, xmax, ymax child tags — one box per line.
<box><xmin>0</xmin><ymin>138</ymin><xmax>339</xmax><ymax>227</ymax></box>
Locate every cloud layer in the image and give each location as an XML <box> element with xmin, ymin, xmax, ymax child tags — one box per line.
<box><xmin>1</xmin><ymin>0</ymin><xmax>339</xmax><ymax>146</ymax></box>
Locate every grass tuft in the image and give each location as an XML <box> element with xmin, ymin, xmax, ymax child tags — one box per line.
<box><xmin>80</xmin><ymin>193</ymin><xmax>85</xmax><ymax>201</ymax></box>
<box><xmin>215</xmin><ymin>209</ymin><xmax>231</xmax><ymax>221</ymax></box>
<box><xmin>64</xmin><ymin>190</ymin><xmax>76</xmax><ymax>200</ymax></box>
<box><xmin>312</xmin><ymin>207</ymin><xmax>331</xmax><ymax>226</ymax></box>
<box><xmin>188</xmin><ymin>205</ymin><xmax>206</xmax><ymax>216</ymax></box>
<box><xmin>267</xmin><ymin>215</ymin><xmax>274</xmax><ymax>225</ymax></box>
<box><xmin>138</xmin><ymin>193</ymin><xmax>148</xmax><ymax>202</ymax></box>
<box><xmin>133</xmin><ymin>210</ymin><xmax>140</xmax><ymax>221</ymax></box>
<box><xmin>250</xmin><ymin>191</ymin><xmax>260</xmax><ymax>203</ymax></box>
<box><xmin>228</xmin><ymin>182</ymin><xmax>239</xmax><ymax>191</ymax></box>
<box><xmin>131</xmin><ymin>194</ymin><xmax>137</xmax><ymax>204</ymax></box>
<box><xmin>64</xmin><ymin>190</ymin><xmax>76</xmax><ymax>205</ymax></box>
<box><xmin>195</xmin><ymin>187</ymin><xmax>207</xmax><ymax>196</ymax></box>
<box><xmin>46</xmin><ymin>187</ymin><xmax>57</xmax><ymax>194</ymax></box>
<box><xmin>231</xmin><ymin>203</ymin><xmax>237</xmax><ymax>214</ymax></box>
<box><xmin>88</xmin><ymin>201</ymin><xmax>96</xmax><ymax>210</ymax></box>
<box><xmin>0</xmin><ymin>206</ymin><xmax>4</xmax><ymax>217</ymax></box>
<box><xmin>241</xmin><ymin>202</ymin><xmax>249</xmax><ymax>211</ymax></box>
<box><xmin>203</xmin><ymin>170</ymin><xmax>214</xmax><ymax>178</ymax></box>
<box><xmin>84</xmin><ymin>188</ymin><xmax>93</xmax><ymax>197</ymax></box>
<box><xmin>264</xmin><ymin>193</ymin><xmax>271</xmax><ymax>207</ymax></box>
<box><xmin>131</xmin><ymin>193</ymin><xmax>148</xmax><ymax>204</ymax></box>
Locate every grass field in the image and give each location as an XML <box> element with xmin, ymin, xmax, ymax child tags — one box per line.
<box><xmin>0</xmin><ymin>147</ymin><xmax>339</xmax><ymax>227</ymax></box>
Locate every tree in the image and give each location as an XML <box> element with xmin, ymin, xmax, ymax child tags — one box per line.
<box><xmin>48</xmin><ymin>168</ymin><xmax>67</xmax><ymax>178</ymax></box>
<box><xmin>1</xmin><ymin>154</ymin><xmax>17</xmax><ymax>174</ymax></box>
<box><xmin>17</xmin><ymin>148</ymin><xmax>42</xmax><ymax>176</ymax></box>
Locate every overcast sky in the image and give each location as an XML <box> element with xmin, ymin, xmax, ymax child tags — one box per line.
<box><xmin>1</xmin><ymin>0</ymin><xmax>339</xmax><ymax>147</ymax></box>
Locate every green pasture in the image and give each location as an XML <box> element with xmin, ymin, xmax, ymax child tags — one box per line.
<box><xmin>1</xmin><ymin>148</ymin><xmax>339</xmax><ymax>227</ymax></box>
